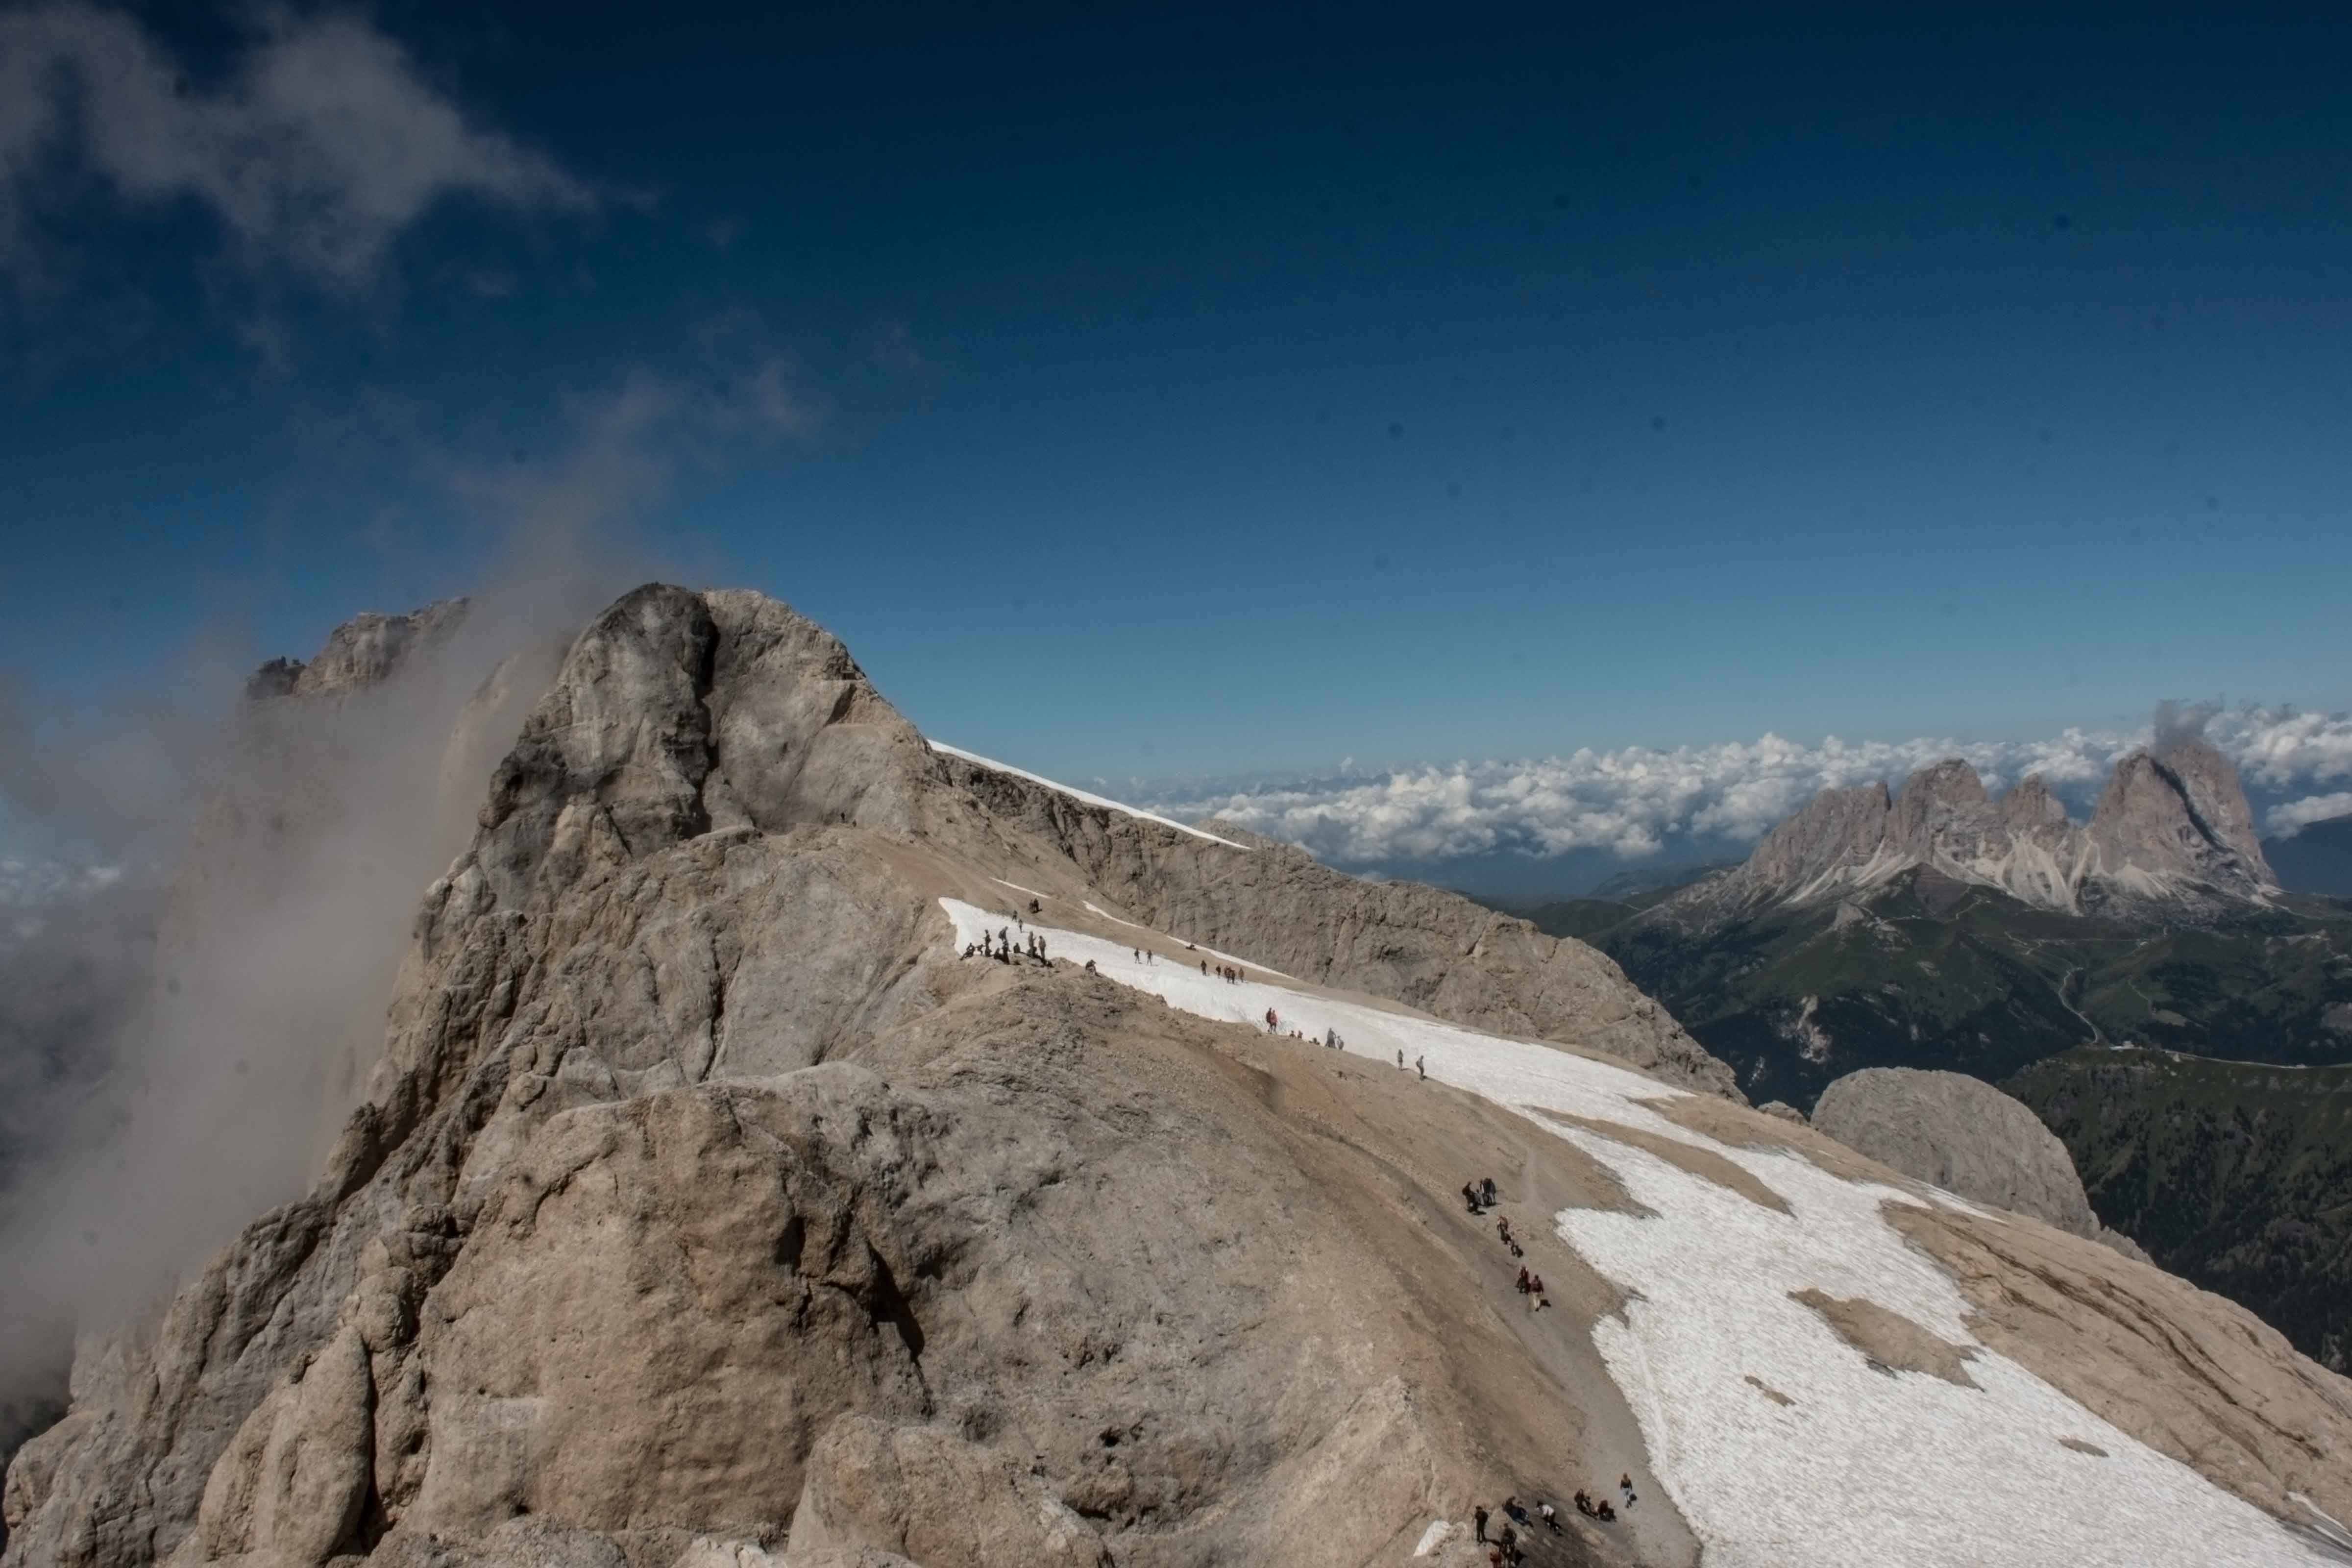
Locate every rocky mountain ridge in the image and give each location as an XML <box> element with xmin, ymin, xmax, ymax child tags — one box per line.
<box><xmin>7</xmin><ymin>587</ymin><xmax>2349</xmax><ymax>1568</ymax></box>
<box><xmin>1651</xmin><ymin>738</ymin><xmax>2278</xmax><ymax>926</ymax></box>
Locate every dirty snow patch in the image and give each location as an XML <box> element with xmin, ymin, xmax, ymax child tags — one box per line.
<box><xmin>931</xmin><ymin>743</ymin><xmax>1250</xmax><ymax>848</ymax></box>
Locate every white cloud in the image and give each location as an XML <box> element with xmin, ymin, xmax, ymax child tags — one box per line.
<box><xmin>2267</xmin><ymin>791</ymin><xmax>2352</xmax><ymax>838</ymax></box>
<box><xmin>1136</xmin><ymin>708</ymin><xmax>2352</xmax><ymax>869</ymax></box>
<box><xmin>0</xmin><ymin>4</ymin><xmax>589</xmax><ymax>286</ymax></box>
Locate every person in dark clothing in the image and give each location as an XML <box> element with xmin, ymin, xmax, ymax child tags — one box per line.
<box><xmin>1496</xmin><ymin>1216</ymin><xmax>1513</xmax><ymax>1246</ymax></box>
<box><xmin>1620</xmin><ymin>1473</ymin><xmax>1637</xmax><ymax>1507</ymax></box>
<box><xmin>1481</xmin><ymin>1177</ymin><xmax>1496</xmax><ymax>1205</ymax></box>
<box><xmin>1574</xmin><ymin>1492</ymin><xmax>1593</xmax><ymax>1517</ymax></box>
<box><xmin>1473</xmin><ymin>1505</ymin><xmax>1489</xmax><ymax>1542</ymax></box>
<box><xmin>1516</xmin><ymin>1266</ymin><xmax>1531</xmax><ymax>1293</ymax></box>
<box><xmin>1463</xmin><ymin>1183</ymin><xmax>1482</xmax><ymax>1214</ymax></box>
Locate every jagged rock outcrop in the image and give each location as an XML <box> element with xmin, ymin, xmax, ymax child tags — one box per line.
<box><xmin>2084</xmin><ymin>741</ymin><xmax>2274</xmax><ymax>906</ymax></box>
<box><xmin>1812</xmin><ymin>1068</ymin><xmax>2148</xmax><ymax>1260</ymax></box>
<box><xmin>243</xmin><ymin>600</ymin><xmax>470</xmax><ymax>702</ymax></box>
<box><xmin>1653</xmin><ymin>736</ymin><xmax>2278</xmax><ymax>926</ymax></box>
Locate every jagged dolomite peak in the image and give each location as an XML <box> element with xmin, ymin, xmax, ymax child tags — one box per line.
<box><xmin>2085</xmin><ymin>740</ymin><xmax>2276</xmax><ymax>906</ymax></box>
<box><xmin>1655</xmin><ymin>737</ymin><xmax>2278</xmax><ymax>925</ymax></box>
<box><xmin>246</xmin><ymin>599</ymin><xmax>472</xmax><ymax>700</ymax></box>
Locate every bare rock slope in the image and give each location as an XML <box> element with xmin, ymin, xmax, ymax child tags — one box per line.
<box><xmin>7</xmin><ymin>586</ymin><xmax>2347</xmax><ymax>1568</ymax></box>
<box><xmin>1811</xmin><ymin>1068</ymin><xmax>2151</xmax><ymax>1262</ymax></box>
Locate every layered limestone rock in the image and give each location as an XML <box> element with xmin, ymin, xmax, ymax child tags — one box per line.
<box><xmin>1654</xmin><ymin>737</ymin><xmax>2277</xmax><ymax>926</ymax></box>
<box><xmin>1810</xmin><ymin>1067</ymin><xmax>2149</xmax><ymax>1260</ymax></box>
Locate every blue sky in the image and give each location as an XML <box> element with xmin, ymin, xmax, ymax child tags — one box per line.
<box><xmin>4</xmin><ymin>1</ymin><xmax>2350</xmax><ymax>786</ymax></box>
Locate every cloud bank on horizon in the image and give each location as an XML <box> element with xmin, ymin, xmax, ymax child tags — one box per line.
<box><xmin>1133</xmin><ymin>706</ymin><xmax>2352</xmax><ymax>870</ymax></box>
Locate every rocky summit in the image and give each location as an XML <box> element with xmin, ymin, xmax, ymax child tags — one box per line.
<box><xmin>7</xmin><ymin>587</ymin><xmax>2352</xmax><ymax>1568</ymax></box>
<box><xmin>1651</xmin><ymin>741</ymin><xmax>2279</xmax><ymax>925</ymax></box>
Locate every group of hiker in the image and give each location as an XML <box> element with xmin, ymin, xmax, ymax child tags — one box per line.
<box><xmin>1472</xmin><ymin>1495</ymin><xmax>1563</xmax><ymax>1562</ymax></box>
<box><xmin>1514</xmin><ymin>1265</ymin><xmax>1550</xmax><ymax>1311</ymax></box>
<box><xmin>1472</xmin><ymin>1476</ymin><xmax>1637</xmax><ymax>1558</ymax></box>
<box><xmin>1201</xmin><ymin>960</ymin><xmax>1243</xmax><ymax>981</ymax></box>
<box><xmin>1257</xmin><ymin>1007</ymin><xmax>1361</xmax><ymax>1054</ymax></box>
<box><xmin>1574</xmin><ymin>1477</ymin><xmax>1637</xmax><ymax>1519</ymax></box>
<box><xmin>1468</xmin><ymin>1186</ymin><xmax>1541</xmax><ymax>1300</ymax></box>
<box><xmin>963</xmin><ymin>926</ymin><xmax>1048</xmax><ymax>964</ymax></box>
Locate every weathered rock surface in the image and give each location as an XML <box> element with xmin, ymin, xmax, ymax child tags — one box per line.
<box><xmin>1812</xmin><ymin>1067</ymin><xmax>2151</xmax><ymax>1261</ymax></box>
<box><xmin>1813</xmin><ymin>1067</ymin><xmax>2098</xmax><ymax>1233</ymax></box>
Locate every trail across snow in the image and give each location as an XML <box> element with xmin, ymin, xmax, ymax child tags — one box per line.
<box><xmin>930</xmin><ymin>743</ymin><xmax>1250</xmax><ymax>848</ymax></box>
<box><xmin>936</xmin><ymin>898</ymin><xmax>2329</xmax><ymax>1568</ymax></box>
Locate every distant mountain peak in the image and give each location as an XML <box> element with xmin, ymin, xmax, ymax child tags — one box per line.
<box><xmin>1655</xmin><ymin>741</ymin><xmax>2276</xmax><ymax>926</ymax></box>
<box><xmin>245</xmin><ymin>598</ymin><xmax>470</xmax><ymax>701</ymax></box>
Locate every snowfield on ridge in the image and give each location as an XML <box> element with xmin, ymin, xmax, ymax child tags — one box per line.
<box><xmin>939</xmin><ymin>897</ymin><xmax>2336</xmax><ymax>1568</ymax></box>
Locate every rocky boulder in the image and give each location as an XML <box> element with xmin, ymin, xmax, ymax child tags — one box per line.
<box><xmin>1811</xmin><ymin>1067</ymin><xmax>2148</xmax><ymax>1260</ymax></box>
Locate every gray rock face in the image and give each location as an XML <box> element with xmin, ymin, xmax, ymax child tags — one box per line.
<box><xmin>292</xmin><ymin>601</ymin><xmax>471</xmax><ymax>697</ymax></box>
<box><xmin>1730</xmin><ymin>782</ymin><xmax>1893</xmax><ymax>902</ymax></box>
<box><xmin>2084</xmin><ymin>742</ymin><xmax>2275</xmax><ymax>906</ymax></box>
<box><xmin>244</xmin><ymin>600</ymin><xmax>474</xmax><ymax>703</ymax></box>
<box><xmin>1812</xmin><ymin>1068</ymin><xmax>2104</xmax><ymax>1238</ymax></box>
<box><xmin>1655</xmin><ymin>738</ymin><xmax>2277</xmax><ymax>927</ymax></box>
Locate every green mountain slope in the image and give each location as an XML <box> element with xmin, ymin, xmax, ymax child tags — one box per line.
<box><xmin>2007</xmin><ymin>1049</ymin><xmax>2352</xmax><ymax>1372</ymax></box>
<box><xmin>1578</xmin><ymin>873</ymin><xmax>2352</xmax><ymax>1108</ymax></box>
